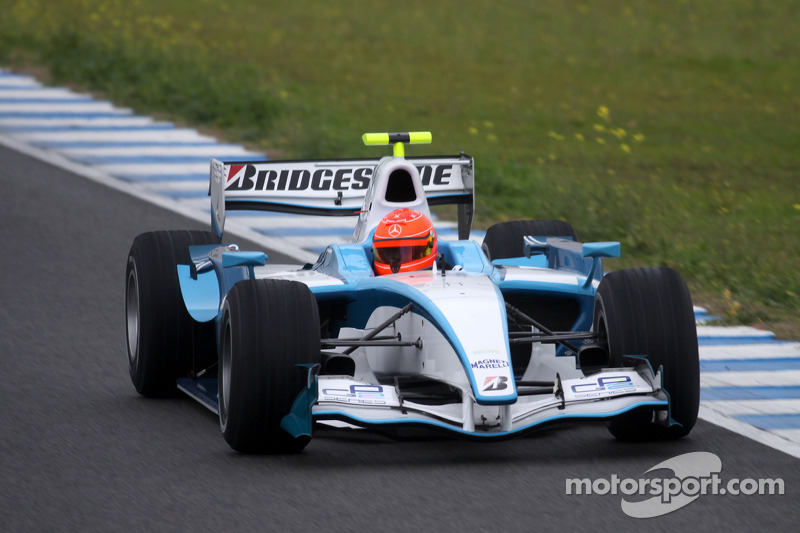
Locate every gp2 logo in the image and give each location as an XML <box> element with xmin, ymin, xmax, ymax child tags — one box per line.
<box><xmin>321</xmin><ymin>384</ymin><xmax>387</xmax><ymax>405</ymax></box>
<box><xmin>571</xmin><ymin>375</ymin><xmax>634</xmax><ymax>395</ymax></box>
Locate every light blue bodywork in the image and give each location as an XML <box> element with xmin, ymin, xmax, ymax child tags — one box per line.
<box><xmin>178</xmin><ymin>236</ymin><xmax>615</xmax><ymax>399</ymax></box>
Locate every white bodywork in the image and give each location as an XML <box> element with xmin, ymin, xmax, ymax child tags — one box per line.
<box><xmin>202</xmin><ymin>146</ymin><xmax>668</xmax><ymax>437</ymax></box>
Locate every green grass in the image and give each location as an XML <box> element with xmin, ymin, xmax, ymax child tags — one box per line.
<box><xmin>2</xmin><ymin>0</ymin><xmax>798</xmax><ymax>333</ymax></box>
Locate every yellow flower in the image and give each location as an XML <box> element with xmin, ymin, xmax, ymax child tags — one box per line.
<box><xmin>633</xmin><ymin>133</ymin><xmax>645</xmax><ymax>142</ymax></box>
<box><xmin>620</xmin><ymin>143</ymin><xmax>631</xmax><ymax>153</ymax></box>
<box><xmin>487</xmin><ymin>133</ymin><xmax>498</xmax><ymax>142</ymax></box>
<box><xmin>574</xmin><ymin>133</ymin><xmax>585</xmax><ymax>141</ymax></box>
<box><xmin>595</xmin><ymin>137</ymin><xmax>606</xmax><ymax>144</ymax></box>
<box><xmin>793</xmin><ymin>204</ymin><xmax>800</xmax><ymax>210</ymax></box>
<box><xmin>593</xmin><ymin>123</ymin><xmax>606</xmax><ymax>132</ymax></box>
<box><xmin>468</xmin><ymin>126</ymin><xmax>479</xmax><ymax>135</ymax></box>
<box><xmin>597</xmin><ymin>105</ymin><xmax>610</xmax><ymax>121</ymax></box>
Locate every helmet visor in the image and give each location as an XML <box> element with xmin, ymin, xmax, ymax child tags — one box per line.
<box><xmin>373</xmin><ymin>232</ymin><xmax>435</xmax><ymax>266</ymax></box>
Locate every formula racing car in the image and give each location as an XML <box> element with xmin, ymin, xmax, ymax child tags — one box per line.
<box><xmin>125</xmin><ymin>132</ymin><xmax>700</xmax><ymax>453</ymax></box>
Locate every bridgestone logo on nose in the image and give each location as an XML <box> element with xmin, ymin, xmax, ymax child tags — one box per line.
<box><xmin>482</xmin><ymin>376</ymin><xmax>508</xmax><ymax>391</ymax></box>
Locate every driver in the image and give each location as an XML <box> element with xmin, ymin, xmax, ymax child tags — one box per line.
<box><xmin>372</xmin><ymin>209</ymin><xmax>438</xmax><ymax>275</ymax></box>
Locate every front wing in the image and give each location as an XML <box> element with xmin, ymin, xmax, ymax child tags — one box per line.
<box><xmin>178</xmin><ymin>364</ymin><xmax>669</xmax><ymax>439</ymax></box>
<box><xmin>312</xmin><ymin>365</ymin><xmax>668</xmax><ymax>437</ymax></box>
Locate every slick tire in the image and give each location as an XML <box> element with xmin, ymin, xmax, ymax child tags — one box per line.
<box><xmin>219</xmin><ymin>279</ymin><xmax>321</xmax><ymax>454</ymax></box>
<box><xmin>482</xmin><ymin>219</ymin><xmax>578</xmax><ymax>260</ymax></box>
<box><xmin>594</xmin><ymin>267</ymin><xmax>700</xmax><ymax>441</ymax></box>
<box><xmin>126</xmin><ymin>230</ymin><xmax>220</xmax><ymax>397</ymax></box>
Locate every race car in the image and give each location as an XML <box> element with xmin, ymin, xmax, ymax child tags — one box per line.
<box><xmin>125</xmin><ymin>131</ymin><xmax>700</xmax><ymax>453</ymax></box>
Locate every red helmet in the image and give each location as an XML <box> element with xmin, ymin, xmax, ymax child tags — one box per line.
<box><xmin>372</xmin><ymin>209</ymin><xmax>438</xmax><ymax>275</ymax></box>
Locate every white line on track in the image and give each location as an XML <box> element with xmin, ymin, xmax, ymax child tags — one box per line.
<box><xmin>772</xmin><ymin>429</ymin><xmax>800</xmax><ymax>444</ymax></box>
<box><xmin>698</xmin><ymin>406</ymin><xmax>800</xmax><ymax>459</ymax></box>
<box><xmin>173</xmin><ymin>198</ymin><xmax>215</xmax><ymax>212</ymax></box>
<box><xmin>0</xmin><ymin>102</ymin><xmax>129</xmax><ymax>113</ymax></box>
<box><xmin>701</xmin><ymin>371</ymin><xmax>800</xmax><ymax>388</ymax></box>
<box><xmin>0</xmin><ymin>117</ymin><xmax>158</xmax><ymax>128</ymax></box>
<box><xmin>57</xmin><ymin>145</ymin><xmax>260</xmax><ymax>157</ymax></box>
<box><xmin>0</xmin><ymin>75</ymin><xmax>52</xmax><ymax>87</ymax></box>
<box><xmin>697</xmin><ymin>325</ymin><xmax>775</xmax><ymax>339</ymax></box>
<box><xmin>141</xmin><ymin>180</ymin><xmax>211</xmax><ymax>192</ymax></box>
<box><xmin>14</xmin><ymin>129</ymin><xmax>216</xmax><ymax>143</ymax></box>
<box><xmin>97</xmin><ymin>163</ymin><xmax>211</xmax><ymax>176</ymax></box>
<box><xmin>700</xmin><ymin>343</ymin><xmax>800</xmax><ymax>360</ymax></box>
<box><xmin>702</xmin><ymin>400</ymin><xmax>800</xmax><ymax>416</ymax></box>
<box><xmin>0</xmin><ymin>88</ymin><xmax>91</xmax><ymax>99</ymax></box>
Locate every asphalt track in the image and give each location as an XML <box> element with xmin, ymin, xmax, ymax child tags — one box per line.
<box><xmin>1</xmin><ymin>144</ymin><xmax>798</xmax><ymax>531</ymax></box>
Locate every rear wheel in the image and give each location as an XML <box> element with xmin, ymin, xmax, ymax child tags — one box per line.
<box><xmin>594</xmin><ymin>267</ymin><xmax>699</xmax><ymax>440</ymax></box>
<box><xmin>482</xmin><ymin>219</ymin><xmax>578</xmax><ymax>260</ymax></box>
<box><xmin>219</xmin><ymin>279</ymin><xmax>321</xmax><ymax>454</ymax></box>
<box><xmin>126</xmin><ymin>230</ymin><xmax>220</xmax><ymax>397</ymax></box>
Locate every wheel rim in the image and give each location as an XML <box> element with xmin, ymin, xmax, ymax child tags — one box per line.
<box><xmin>220</xmin><ymin>319</ymin><xmax>232</xmax><ymax>428</ymax></box>
<box><xmin>126</xmin><ymin>266</ymin><xmax>140</xmax><ymax>365</ymax></box>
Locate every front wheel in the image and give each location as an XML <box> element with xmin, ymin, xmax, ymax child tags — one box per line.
<box><xmin>219</xmin><ymin>279</ymin><xmax>321</xmax><ymax>454</ymax></box>
<box><xmin>594</xmin><ymin>267</ymin><xmax>699</xmax><ymax>441</ymax></box>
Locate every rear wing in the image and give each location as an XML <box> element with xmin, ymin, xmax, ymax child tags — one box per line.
<box><xmin>209</xmin><ymin>154</ymin><xmax>475</xmax><ymax>239</ymax></box>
